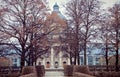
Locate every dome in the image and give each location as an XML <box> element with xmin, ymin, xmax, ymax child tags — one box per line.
<box><xmin>53</xmin><ymin>3</ymin><xmax>59</xmax><ymax>8</ymax></box>
<box><xmin>53</xmin><ymin>3</ymin><xmax>59</xmax><ymax>12</ymax></box>
<box><xmin>58</xmin><ymin>13</ymin><xmax>66</xmax><ymax>20</ymax></box>
<box><xmin>53</xmin><ymin>2</ymin><xmax>59</xmax><ymax>9</ymax></box>
<box><xmin>52</xmin><ymin>2</ymin><xmax>66</xmax><ymax>20</ymax></box>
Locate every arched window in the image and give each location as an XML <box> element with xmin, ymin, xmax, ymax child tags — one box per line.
<box><xmin>46</xmin><ymin>61</ymin><xmax>50</xmax><ymax>64</ymax></box>
<box><xmin>63</xmin><ymin>61</ymin><xmax>66</xmax><ymax>64</ymax></box>
<box><xmin>55</xmin><ymin>61</ymin><xmax>58</xmax><ymax>64</ymax></box>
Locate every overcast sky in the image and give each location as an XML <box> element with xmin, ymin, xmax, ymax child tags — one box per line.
<box><xmin>47</xmin><ymin>0</ymin><xmax>120</xmax><ymax>13</ymax></box>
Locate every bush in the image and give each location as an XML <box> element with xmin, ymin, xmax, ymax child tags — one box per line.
<box><xmin>19</xmin><ymin>73</ymin><xmax>37</xmax><ymax>77</ymax></box>
<box><xmin>74</xmin><ymin>72</ymin><xmax>95</xmax><ymax>77</ymax></box>
<box><xmin>73</xmin><ymin>65</ymin><xmax>92</xmax><ymax>75</ymax></box>
<box><xmin>0</xmin><ymin>73</ymin><xmax>20</xmax><ymax>77</ymax></box>
<box><xmin>36</xmin><ymin>65</ymin><xmax>45</xmax><ymax>77</ymax></box>
<box><xmin>64</xmin><ymin>65</ymin><xmax>74</xmax><ymax>76</ymax></box>
<box><xmin>21</xmin><ymin>66</ymin><xmax>37</xmax><ymax>75</ymax></box>
<box><xmin>97</xmin><ymin>71</ymin><xmax>120</xmax><ymax>77</ymax></box>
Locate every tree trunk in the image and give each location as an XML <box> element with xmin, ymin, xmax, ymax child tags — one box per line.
<box><xmin>105</xmin><ymin>38</ymin><xmax>109</xmax><ymax>71</ymax></box>
<box><xmin>77</xmin><ymin>51</ymin><xmax>80</xmax><ymax>65</ymax></box>
<box><xmin>20</xmin><ymin>56</ymin><xmax>25</xmax><ymax>67</ymax></box>
<box><xmin>105</xmin><ymin>47</ymin><xmax>108</xmax><ymax>71</ymax></box>
<box><xmin>74</xmin><ymin>51</ymin><xmax>77</xmax><ymax>65</ymax></box>
<box><xmin>75</xmin><ymin>23</ymin><xmax>79</xmax><ymax>65</ymax></box>
<box><xmin>115</xmin><ymin>23</ymin><xmax>119</xmax><ymax>72</ymax></box>
<box><xmin>84</xmin><ymin>42</ymin><xmax>87</xmax><ymax>65</ymax></box>
<box><xmin>27</xmin><ymin>53</ymin><xmax>31</xmax><ymax>66</ymax></box>
<box><xmin>70</xmin><ymin>52</ymin><xmax>73</xmax><ymax>65</ymax></box>
<box><xmin>20</xmin><ymin>45</ymin><xmax>26</xmax><ymax>68</ymax></box>
<box><xmin>115</xmin><ymin>48</ymin><xmax>119</xmax><ymax>71</ymax></box>
<box><xmin>20</xmin><ymin>52</ymin><xmax>25</xmax><ymax>72</ymax></box>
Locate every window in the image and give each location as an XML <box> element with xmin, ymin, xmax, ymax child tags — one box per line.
<box><xmin>80</xmin><ymin>56</ymin><xmax>84</xmax><ymax>65</ymax></box>
<box><xmin>63</xmin><ymin>61</ymin><xmax>66</xmax><ymax>64</ymax></box>
<box><xmin>55</xmin><ymin>61</ymin><xmax>58</xmax><ymax>64</ymax></box>
<box><xmin>96</xmin><ymin>57</ymin><xmax>100</xmax><ymax>65</ymax></box>
<box><xmin>14</xmin><ymin>58</ymin><xmax>17</xmax><ymax>62</ymax></box>
<box><xmin>88</xmin><ymin>56</ymin><xmax>93</xmax><ymax>65</ymax></box>
<box><xmin>46</xmin><ymin>61</ymin><xmax>50</xmax><ymax>64</ymax></box>
<box><xmin>96</xmin><ymin>57</ymin><xmax>100</xmax><ymax>62</ymax></box>
<box><xmin>13</xmin><ymin>63</ymin><xmax>17</xmax><ymax>66</ymax></box>
<box><xmin>12</xmin><ymin>58</ymin><xmax>17</xmax><ymax>63</ymax></box>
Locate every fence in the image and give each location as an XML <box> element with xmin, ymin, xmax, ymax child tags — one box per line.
<box><xmin>89</xmin><ymin>65</ymin><xmax>120</xmax><ymax>71</ymax></box>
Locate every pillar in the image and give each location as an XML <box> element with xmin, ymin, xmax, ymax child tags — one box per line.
<box><xmin>51</xmin><ymin>47</ymin><xmax>54</xmax><ymax>68</ymax></box>
<box><xmin>43</xmin><ymin>58</ymin><xmax>45</xmax><ymax>66</ymax></box>
<box><xmin>59</xmin><ymin>51</ymin><xmax>62</xmax><ymax>67</ymax></box>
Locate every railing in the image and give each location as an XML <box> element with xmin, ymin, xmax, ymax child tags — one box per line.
<box><xmin>89</xmin><ymin>65</ymin><xmax>120</xmax><ymax>71</ymax></box>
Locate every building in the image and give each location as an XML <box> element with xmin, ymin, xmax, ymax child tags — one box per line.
<box><xmin>79</xmin><ymin>48</ymin><xmax>103</xmax><ymax>65</ymax></box>
<box><xmin>36</xmin><ymin>3</ymin><xmax>69</xmax><ymax>68</ymax></box>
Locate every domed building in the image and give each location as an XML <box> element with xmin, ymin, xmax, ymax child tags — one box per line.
<box><xmin>36</xmin><ymin>3</ymin><xmax>70</xmax><ymax>68</ymax></box>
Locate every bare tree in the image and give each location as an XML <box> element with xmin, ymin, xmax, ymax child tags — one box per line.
<box><xmin>0</xmin><ymin>7</ymin><xmax>14</xmax><ymax>56</ymax></box>
<box><xmin>109</xmin><ymin>3</ymin><xmax>120</xmax><ymax>71</ymax></box>
<box><xmin>65</xmin><ymin>0</ymin><xmax>101</xmax><ymax>65</ymax></box>
<box><xmin>0</xmin><ymin>0</ymin><xmax>53</xmax><ymax>67</ymax></box>
<box><xmin>80</xmin><ymin>0</ymin><xmax>101</xmax><ymax>65</ymax></box>
<box><xmin>65</xmin><ymin>0</ymin><xmax>84</xmax><ymax>65</ymax></box>
<box><xmin>61</xmin><ymin>24</ymin><xmax>77</xmax><ymax>65</ymax></box>
<box><xmin>99</xmin><ymin>13</ymin><xmax>114</xmax><ymax>71</ymax></box>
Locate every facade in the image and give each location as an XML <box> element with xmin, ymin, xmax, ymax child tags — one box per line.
<box><xmin>79</xmin><ymin>48</ymin><xmax>102</xmax><ymax>65</ymax></box>
<box><xmin>80</xmin><ymin>54</ymin><xmax>103</xmax><ymax>65</ymax></box>
<box><xmin>36</xmin><ymin>3</ymin><xmax>69</xmax><ymax>68</ymax></box>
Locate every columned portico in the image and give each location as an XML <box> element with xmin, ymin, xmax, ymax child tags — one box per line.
<box><xmin>50</xmin><ymin>43</ymin><xmax>62</xmax><ymax>68</ymax></box>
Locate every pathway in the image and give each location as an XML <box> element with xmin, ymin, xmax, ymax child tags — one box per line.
<box><xmin>44</xmin><ymin>71</ymin><xmax>72</xmax><ymax>77</ymax></box>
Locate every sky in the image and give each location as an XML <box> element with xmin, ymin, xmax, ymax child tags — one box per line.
<box><xmin>47</xmin><ymin>0</ymin><xmax>120</xmax><ymax>13</ymax></box>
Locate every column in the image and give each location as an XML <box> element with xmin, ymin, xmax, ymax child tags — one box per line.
<box><xmin>59</xmin><ymin>51</ymin><xmax>62</xmax><ymax>67</ymax></box>
<box><xmin>51</xmin><ymin>47</ymin><xmax>54</xmax><ymax>68</ymax></box>
<box><xmin>43</xmin><ymin>58</ymin><xmax>45</xmax><ymax>66</ymax></box>
<box><xmin>68</xmin><ymin>57</ymin><xmax>70</xmax><ymax>65</ymax></box>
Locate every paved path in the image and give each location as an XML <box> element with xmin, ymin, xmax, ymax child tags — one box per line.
<box><xmin>44</xmin><ymin>71</ymin><xmax>72</xmax><ymax>77</ymax></box>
